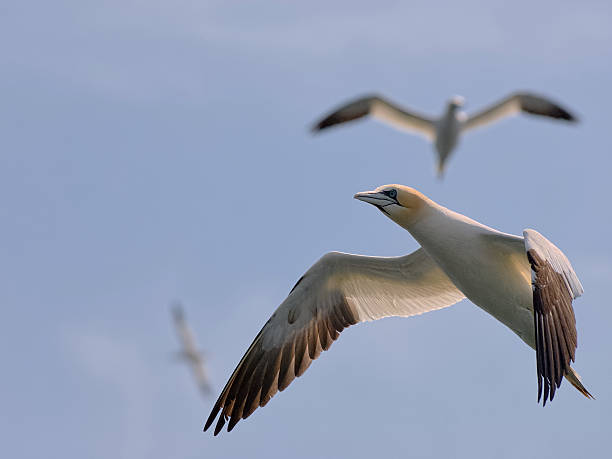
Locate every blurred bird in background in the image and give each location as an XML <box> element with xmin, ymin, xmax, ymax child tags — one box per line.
<box><xmin>312</xmin><ymin>91</ymin><xmax>577</xmax><ymax>176</ymax></box>
<box><xmin>171</xmin><ymin>302</ymin><xmax>212</xmax><ymax>396</ymax></box>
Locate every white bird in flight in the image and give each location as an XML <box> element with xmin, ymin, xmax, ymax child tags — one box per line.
<box><xmin>171</xmin><ymin>303</ymin><xmax>212</xmax><ymax>396</ymax></box>
<box><xmin>204</xmin><ymin>185</ymin><xmax>592</xmax><ymax>435</ymax></box>
<box><xmin>312</xmin><ymin>92</ymin><xmax>577</xmax><ymax>176</ymax></box>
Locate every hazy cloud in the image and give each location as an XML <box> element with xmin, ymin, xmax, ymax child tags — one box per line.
<box><xmin>63</xmin><ymin>326</ymin><xmax>154</xmax><ymax>459</ymax></box>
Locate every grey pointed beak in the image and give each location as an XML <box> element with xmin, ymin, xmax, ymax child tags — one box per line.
<box><xmin>353</xmin><ymin>191</ymin><xmax>395</xmax><ymax>207</ymax></box>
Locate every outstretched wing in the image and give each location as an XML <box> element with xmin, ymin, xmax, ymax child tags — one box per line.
<box><xmin>204</xmin><ymin>249</ymin><xmax>465</xmax><ymax>435</ymax></box>
<box><xmin>462</xmin><ymin>92</ymin><xmax>577</xmax><ymax>132</ymax></box>
<box><xmin>312</xmin><ymin>94</ymin><xmax>435</xmax><ymax>139</ymax></box>
<box><xmin>524</xmin><ymin>229</ymin><xmax>583</xmax><ymax>405</ymax></box>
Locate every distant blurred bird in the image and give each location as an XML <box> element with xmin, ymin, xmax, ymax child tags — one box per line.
<box><xmin>312</xmin><ymin>92</ymin><xmax>577</xmax><ymax>176</ymax></box>
<box><xmin>171</xmin><ymin>303</ymin><xmax>211</xmax><ymax>396</ymax></box>
<box><xmin>205</xmin><ymin>185</ymin><xmax>591</xmax><ymax>435</ymax></box>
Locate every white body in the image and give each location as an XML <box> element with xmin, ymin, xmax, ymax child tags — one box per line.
<box><xmin>433</xmin><ymin>105</ymin><xmax>463</xmax><ymax>172</ymax></box>
<box><xmin>410</xmin><ymin>202</ymin><xmax>535</xmax><ymax>346</ymax></box>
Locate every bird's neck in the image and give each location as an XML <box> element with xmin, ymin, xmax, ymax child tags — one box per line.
<box><xmin>444</xmin><ymin>104</ymin><xmax>459</xmax><ymax>119</ymax></box>
<box><xmin>401</xmin><ymin>201</ymin><xmax>491</xmax><ymax>251</ymax></box>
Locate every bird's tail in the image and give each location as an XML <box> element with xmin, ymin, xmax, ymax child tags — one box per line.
<box><xmin>565</xmin><ymin>367</ymin><xmax>594</xmax><ymax>400</ymax></box>
<box><xmin>436</xmin><ymin>161</ymin><xmax>445</xmax><ymax>179</ymax></box>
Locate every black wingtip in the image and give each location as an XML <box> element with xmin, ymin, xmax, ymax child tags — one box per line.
<box><xmin>204</xmin><ymin>405</ymin><xmax>220</xmax><ymax>433</ymax></box>
<box><xmin>524</xmin><ymin>105</ymin><xmax>578</xmax><ymax>123</ymax></box>
<box><xmin>520</xmin><ymin>95</ymin><xmax>579</xmax><ymax>123</ymax></box>
<box><xmin>537</xmin><ymin>378</ymin><xmax>542</xmax><ymax>403</ymax></box>
<box><xmin>311</xmin><ymin>118</ymin><xmax>334</xmax><ymax>132</ymax></box>
<box><xmin>538</xmin><ymin>377</ymin><xmax>567</xmax><ymax>406</ymax></box>
<box><xmin>213</xmin><ymin>414</ymin><xmax>226</xmax><ymax>436</ymax></box>
<box><xmin>556</xmin><ymin>107</ymin><xmax>577</xmax><ymax>122</ymax></box>
<box><xmin>227</xmin><ymin>415</ymin><xmax>240</xmax><ymax>432</ymax></box>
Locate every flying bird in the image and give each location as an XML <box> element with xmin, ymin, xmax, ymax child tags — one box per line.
<box><xmin>171</xmin><ymin>303</ymin><xmax>212</xmax><ymax>396</ymax></box>
<box><xmin>312</xmin><ymin>92</ymin><xmax>577</xmax><ymax>176</ymax></box>
<box><xmin>204</xmin><ymin>185</ymin><xmax>592</xmax><ymax>435</ymax></box>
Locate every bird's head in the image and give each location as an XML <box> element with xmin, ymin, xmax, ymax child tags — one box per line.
<box><xmin>448</xmin><ymin>95</ymin><xmax>465</xmax><ymax>110</ymax></box>
<box><xmin>354</xmin><ymin>185</ymin><xmax>429</xmax><ymax>228</ymax></box>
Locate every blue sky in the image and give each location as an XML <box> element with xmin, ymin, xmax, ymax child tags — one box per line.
<box><xmin>1</xmin><ymin>1</ymin><xmax>611</xmax><ymax>458</ymax></box>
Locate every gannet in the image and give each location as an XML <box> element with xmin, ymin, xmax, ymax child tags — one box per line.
<box><xmin>204</xmin><ymin>185</ymin><xmax>591</xmax><ymax>435</ymax></box>
<box><xmin>312</xmin><ymin>92</ymin><xmax>577</xmax><ymax>176</ymax></box>
<box><xmin>171</xmin><ymin>303</ymin><xmax>212</xmax><ymax>396</ymax></box>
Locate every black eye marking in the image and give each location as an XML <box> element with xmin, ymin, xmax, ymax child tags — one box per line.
<box><xmin>384</xmin><ymin>189</ymin><xmax>397</xmax><ymax>199</ymax></box>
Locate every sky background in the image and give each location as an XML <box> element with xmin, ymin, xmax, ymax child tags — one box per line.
<box><xmin>1</xmin><ymin>1</ymin><xmax>611</xmax><ymax>458</ymax></box>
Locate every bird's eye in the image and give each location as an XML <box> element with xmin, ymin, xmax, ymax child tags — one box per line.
<box><xmin>388</xmin><ymin>189</ymin><xmax>397</xmax><ymax>199</ymax></box>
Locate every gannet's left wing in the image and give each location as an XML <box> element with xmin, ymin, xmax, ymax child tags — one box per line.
<box><xmin>462</xmin><ymin>92</ymin><xmax>577</xmax><ymax>132</ymax></box>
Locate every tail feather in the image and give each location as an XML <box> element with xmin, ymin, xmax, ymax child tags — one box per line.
<box><xmin>436</xmin><ymin>161</ymin><xmax>445</xmax><ymax>179</ymax></box>
<box><xmin>565</xmin><ymin>367</ymin><xmax>594</xmax><ymax>400</ymax></box>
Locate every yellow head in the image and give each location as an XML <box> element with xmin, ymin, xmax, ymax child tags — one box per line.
<box><xmin>354</xmin><ymin>184</ymin><xmax>430</xmax><ymax>228</ymax></box>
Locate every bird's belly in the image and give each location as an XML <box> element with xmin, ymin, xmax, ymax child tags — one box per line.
<box><xmin>434</xmin><ymin>122</ymin><xmax>460</xmax><ymax>156</ymax></box>
<box><xmin>429</xmin><ymin>244</ymin><xmax>536</xmax><ymax>348</ymax></box>
<box><xmin>464</xmin><ymin>278</ymin><xmax>536</xmax><ymax>349</ymax></box>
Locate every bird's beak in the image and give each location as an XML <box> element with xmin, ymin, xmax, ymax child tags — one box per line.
<box><xmin>353</xmin><ymin>191</ymin><xmax>396</xmax><ymax>207</ymax></box>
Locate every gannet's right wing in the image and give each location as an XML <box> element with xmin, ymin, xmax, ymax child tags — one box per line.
<box><xmin>204</xmin><ymin>249</ymin><xmax>465</xmax><ymax>435</ymax></box>
<box><xmin>312</xmin><ymin>95</ymin><xmax>436</xmax><ymax>139</ymax></box>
